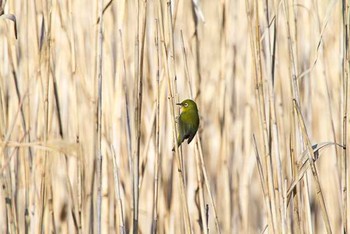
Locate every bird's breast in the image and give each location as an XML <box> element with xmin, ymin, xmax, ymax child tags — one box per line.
<box><xmin>180</xmin><ymin>111</ymin><xmax>199</xmax><ymax>126</ymax></box>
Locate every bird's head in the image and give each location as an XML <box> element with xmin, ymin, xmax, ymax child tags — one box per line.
<box><xmin>176</xmin><ymin>99</ymin><xmax>198</xmax><ymax>112</ymax></box>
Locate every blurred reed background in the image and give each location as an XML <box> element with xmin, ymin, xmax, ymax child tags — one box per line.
<box><xmin>0</xmin><ymin>0</ymin><xmax>349</xmax><ymax>233</ymax></box>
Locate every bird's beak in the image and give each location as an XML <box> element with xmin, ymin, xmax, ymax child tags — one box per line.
<box><xmin>176</xmin><ymin>103</ymin><xmax>182</xmax><ymax>106</ymax></box>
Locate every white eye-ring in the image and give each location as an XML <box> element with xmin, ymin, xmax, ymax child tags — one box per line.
<box><xmin>184</xmin><ymin>103</ymin><xmax>188</xmax><ymax>107</ymax></box>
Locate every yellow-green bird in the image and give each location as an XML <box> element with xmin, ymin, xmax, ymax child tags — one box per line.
<box><xmin>172</xmin><ymin>99</ymin><xmax>200</xmax><ymax>151</ymax></box>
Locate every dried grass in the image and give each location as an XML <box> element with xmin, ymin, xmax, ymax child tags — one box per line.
<box><xmin>0</xmin><ymin>0</ymin><xmax>348</xmax><ymax>233</ymax></box>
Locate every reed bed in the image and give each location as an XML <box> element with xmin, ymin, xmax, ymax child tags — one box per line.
<box><xmin>0</xmin><ymin>0</ymin><xmax>349</xmax><ymax>233</ymax></box>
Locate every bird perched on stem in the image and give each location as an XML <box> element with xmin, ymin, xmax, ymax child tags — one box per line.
<box><xmin>172</xmin><ymin>99</ymin><xmax>200</xmax><ymax>151</ymax></box>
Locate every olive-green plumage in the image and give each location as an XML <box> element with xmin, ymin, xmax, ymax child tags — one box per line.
<box><xmin>172</xmin><ymin>99</ymin><xmax>200</xmax><ymax>151</ymax></box>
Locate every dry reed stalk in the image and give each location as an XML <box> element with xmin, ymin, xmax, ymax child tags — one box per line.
<box><xmin>309</xmin><ymin>0</ymin><xmax>346</xmax><ymax>227</ymax></box>
<box><xmin>190</xmin><ymin>0</ymin><xmax>202</xmax><ymax>100</ymax></box>
<box><xmin>180</xmin><ymin>29</ymin><xmax>209</xmax><ymax>233</ymax></box>
<box><xmin>76</xmin><ymin>139</ymin><xmax>83</xmax><ymax>234</ymax></box>
<box><xmin>286</xmin><ymin>143</ymin><xmax>344</xmax><ymax>200</ymax></box>
<box><xmin>119</xmin><ymin>28</ymin><xmax>133</xmax><ymax>233</ymax></box>
<box><xmin>283</xmin><ymin>0</ymin><xmax>334</xmax><ymax>231</ymax></box>
<box><xmin>181</xmin><ymin>33</ymin><xmax>222</xmax><ymax>227</ymax></box>
<box><xmin>160</xmin><ymin>1</ymin><xmax>192</xmax><ymax>232</ymax></box>
<box><xmin>262</xmin><ymin>0</ymin><xmax>286</xmax><ymax>232</ymax></box>
<box><xmin>196</xmin><ymin>140</ymin><xmax>221</xmax><ymax>233</ymax></box>
<box><xmin>111</xmin><ymin>147</ymin><xmax>126</xmax><ymax>233</ymax></box>
<box><xmin>253</xmin><ymin>135</ymin><xmax>273</xmax><ymax>234</ymax></box>
<box><xmin>246</xmin><ymin>0</ymin><xmax>277</xmax><ymax>232</ymax></box>
<box><xmin>139</xmin><ymin>104</ymin><xmax>156</xmax><ymax>189</ymax></box>
<box><xmin>1</xmin><ymin>134</ymin><xmax>24</xmax><ymax>233</ymax></box>
<box><xmin>132</xmin><ymin>1</ymin><xmax>148</xmax><ymax>233</ymax></box>
<box><xmin>65</xmin><ymin>163</ymin><xmax>80</xmax><ymax>233</ymax></box>
<box><xmin>341</xmin><ymin>0</ymin><xmax>349</xmax><ymax>233</ymax></box>
<box><xmin>280</xmin><ymin>1</ymin><xmax>302</xmax><ymax>232</ymax></box>
<box><xmin>293</xmin><ymin>100</ymin><xmax>332</xmax><ymax>233</ymax></box>
<box><xmin>180</xmin><ymin>31</ymin><xmax>193</xmax><ymax>99</ymax></box>
<box><xmin>193</xmin><ymin>147</ymin><xmax>207</xmax><ymax>234</ymax></box>
<box><xmin>313</xmin><ymin>0</ymin><xmax>339</xmax><ymax>157</ymax></box>
<box><xmin>281</xmin><ymin>0</ymin><xmax>308</xmax><ymax>233</ymax></box>
<box><xmin>0</xmin><ymin>0</ymin><xmax>348</xmax><ymax>232</ymax></box>
<box><xmin>95</xmin><ymin>0</ymin><xmax>104</xmax><ymax>232</ymax></box>
<box><xmin>37</xmin><ymin>3</ymin><xmax>54</xmax><ymax>232</ymax></box>
<box><xmin>2</xmin><ymin>9</ymin><xmax>30</xmax><ymax>232</ymax></box>
<box><xmin>303</xmin><ymin>176</ymin><xmax>313</xmax><ymax>233</ymax></box>
<box><xmin>15</xmin><ymin>92</ymin><xmax>31</xmax><ymax>234</ymax></box>
<box><xmin>132</xmin><ymin>1</ymin><xmax>141</xmax><ymax>231</ymax></box>
<box><xmin>119</xmin><ymin>29</ymin><xmax>132</xmax><ymax>178</ymax></box>
<box><xmin>151</xmin><ymin>18</ymin><xmax>161</xmax><ymax>234</ymax></box>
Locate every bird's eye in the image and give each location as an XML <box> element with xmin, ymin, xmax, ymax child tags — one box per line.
<box><xmin>184</xmin><ymin>103</ymin><xmax>188</xmax><ymax>107</ymax></box>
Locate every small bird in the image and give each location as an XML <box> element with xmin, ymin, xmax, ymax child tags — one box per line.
<box><xmin>172</xmin><ymin>99</ymin><xmax>200</xmax><ymax>151</ymax></box>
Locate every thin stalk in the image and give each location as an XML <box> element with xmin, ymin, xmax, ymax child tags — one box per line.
<box><xmin>38</xmin><ymin>3</ymin><xmax>53</xmax><ymax>232</ymax></box>
<box><xmin>246</xmin><ymin>0</ymin><xmax>277</xmax><ymax>232</ymax></box>
<box><xmin>151</xmin><ymin>18</ymin><xmax>161</xmax><ymax>234</ymax></box>
<box><xmin>96</xmin><ymin>0</ymin><xmax>104</xmax><ymax>233</ymax></box>
<box><xmin>139</xmin><ymin>104</ymin><xmax>156</xmax><ymax>189</ymax></box>
<box><xmin>293</xmin><ymin>100</ymin><xmax>332</xmax><ymax>233</ymax></box>
<box><xmin>111</xmin><ymin>147</ymin><xmax>126</xmax><ymax>233</ymax></box>
<box><xmin>263</xmin><ymin>0</ymin><xmax>285</xmax><ymax>232</ymax></box>
<box><xmin>253</xmin><ymin>135</ymin><xmax>274</xmax><ymax>234</ymax></box>
<box><xmin>182</xmin><ymin>13</ymin><xmax>221</xmax><ymax>234</ymax></box>
<box><xmin>190</xmin><ymin>0</ymin><xmax>202</xmax><ymax>99</ymax></box>
<box><xmin>341</xmin><ymin>0</ymin><xmax>349</xmax><ymax>232</ymax></box>
<box><xmin>119</xmin><ymin>29</ymin><xmax>133</xmax><ymax>177</ymax></box>
<box><xmin>159</xmin><ymin>1</ymin><xmax>192</xmax><ymax>232</ymax></box>
<box><xmin>181</xmin><ymin>27</ymin><xmax>210</xmax><ymax>233</ymax></box>
<box><xmin>196</xmin><ymin>140</ymin><xmax>221</xmax><ymax>233</ymax></box>
<box><xmin>133</xmin><ymin>1</ymin><xmax>147</xmax><ymax>233</ymax></box>
<box><xmin>180</xmin><ymin>31</ymin><xmax>193</xmax><ymax>99</ymax></box>
<box><xmin>194</xmin><ymin>143</ymin><xmax>208</xmax><ymax>234</ymax></box>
